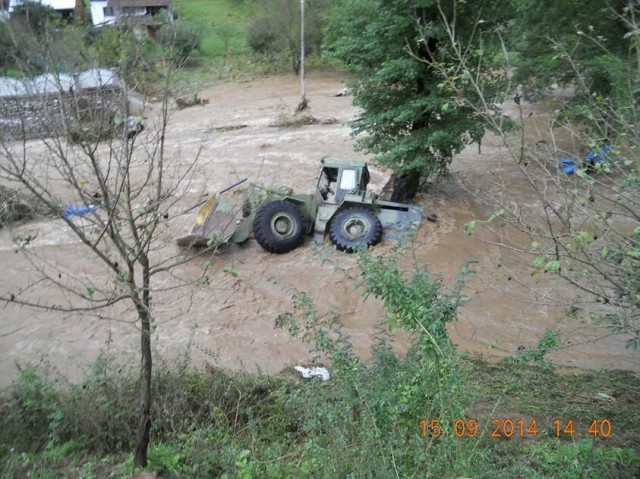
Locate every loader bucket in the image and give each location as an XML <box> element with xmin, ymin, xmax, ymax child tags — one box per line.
<box><xmin>376</xmin><ymin>201</ymin><xmax>423</xmax><ymax>241</ymax></box>
<box><xmin>176</xmin><ymin>191</ymin><xmax>243</xmax><ymax>248</ymax></box>
<box><xmin>196</xmin><ymin>194</ymin><xmax>219</xmax><ymax>226</ymax></box>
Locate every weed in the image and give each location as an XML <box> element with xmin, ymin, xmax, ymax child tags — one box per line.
<box><xmin>223</xmin><ymin>263</ymin><xmax>238</xmax><ymax>277</ymax></box>
<box><xmin>121</xmin><ymin>442</ymin><xmax>182</xmax><ymax>475</ymax></box>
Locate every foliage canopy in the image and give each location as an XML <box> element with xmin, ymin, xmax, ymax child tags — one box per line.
<box><xmin>325</xmin><ymin>0</ymin><xmax>510</xmax><ymax>179</ymax></box>
<box><xmin>511</xmin><ymin>0</ymin><xmax>631</xmax><ymax>100</ymax></box>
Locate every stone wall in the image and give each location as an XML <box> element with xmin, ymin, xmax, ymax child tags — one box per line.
<box><xmin>0</xmin><ymin>88</ymin><xmax>125</xmax><ymax>142</ymax></box>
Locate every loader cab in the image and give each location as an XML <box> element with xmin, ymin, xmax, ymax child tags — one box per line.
<box><xmin>316</xmin><ymin>159</ymin><xmax>370</xmax><ymax>204</ymax></box>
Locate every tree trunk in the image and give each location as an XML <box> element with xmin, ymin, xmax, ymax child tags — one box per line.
<box><xmin>134</xmin><ymin>266</ymin><xmax>152</xmax><ymax>468</ymax></box>
<box><xmin>134</xmin><ymin>310</ymin><xmax>152</xmax><ymax>467</ymax></box>
<box><xmin>291</xmin><ymin>53</ymin><xmax>300</xmax><ymax>75</ymax></box>
<box><xmin>380</xmin><ymin>171</ymin><xmax>421</xmax><ymax>203</ymax></box>
<box><xmin>288</xmin><ymin>39</ymin><xmax>300</xmax><ymax>75</ymax></box>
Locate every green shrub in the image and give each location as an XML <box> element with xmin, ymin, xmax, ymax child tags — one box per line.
<box><xmin>246</xmin><ymin>16</ymin><xmax>279</xmax><ymax>57</ymax></box>
<box><xmin>158</xmin><ymin>20</ymin><xmax>202</xmax><ymax>64</ymax></box>
<box><xmin>10</xmin><ymin>0</ymin><xmax>61</xmax><ymax>36</ymax></box>
<box><xmin>0</xmin><ymin>367</ymin><xmax>61</xmax><ymax>451</ymax></box>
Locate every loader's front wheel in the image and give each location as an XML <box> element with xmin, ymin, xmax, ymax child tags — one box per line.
<box><xmin>253</xmin><ymin>200</ymin><xmax>305</xmax><ymax>254</ymax></box>
<box><xmin>329</xmin><ymin>207</ymin><xmax>382</xmax><ymax>252</ymax></box>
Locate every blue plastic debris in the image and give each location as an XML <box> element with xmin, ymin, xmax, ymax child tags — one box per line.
<box><xmin>584</xmin><ymin>144</ymin><xmax>614</xmax><ymax>167</ymax></box>
<box><xmin>559</xmin><ymin>158</ymin><xmax>577</xmax><ymax>175</ymax></box>
<box><xmin>559</xmin><ymin>144</ymin><xmax>614</xmax><ymax>175</ymax></box>
<box><xmin>63</xmin><ymin>204</ymin><xmax>97</xmax><ymax>219</ymax></box>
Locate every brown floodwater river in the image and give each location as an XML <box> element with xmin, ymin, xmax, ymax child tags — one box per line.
<box><xmin>0</xmin><ymin>73</ymin><xmax>636</xmax><ymax>386</ymax></box>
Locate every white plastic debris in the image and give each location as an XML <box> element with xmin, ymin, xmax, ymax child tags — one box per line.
<box><xmin>294</xmin><ymin>366</ymin><xmax>331</xmax><ymax>382</ymax></box>
<box><xmin>593</xmin><ymin>392</ymin><xmax>615</xmax><ymax>402</ymax></box>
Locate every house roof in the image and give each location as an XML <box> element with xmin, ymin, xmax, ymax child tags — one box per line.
<box><xmin>0</xmin><ymin>78</ymin><xmax>28</xmax><ymax>97</ymax></box>
<box><xmin>8</xmin><ymin>0</ymin><xmax>76</xmax><ymax>11</ymax></box>
<box><xmin>0</xmin><ymin>69</ymin><xmax>123</xmax><ymax>97</ymax></box>
<box><xmin>75</xmin><ymin>68</ymin><xmax>122</xmax><ymax>89</ymax></box>
<box><xmin>106</xmin><ymin>0</ymin><xmax>171</xmax><ymax>7</ymax></box>
<box><xmin>31</xmin><ymin>73</ymin><xmax>74</xmax><ymax>93</ymax></box>
<box><xmin>40</xmin><ymin>0</ymin><xmax>76</xmax><ymax>10</ymax></box>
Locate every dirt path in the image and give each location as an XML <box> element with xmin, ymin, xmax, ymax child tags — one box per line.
<box><xmin>0</xmin><ymin>72</ymin><xmax>636</xmax><ymax>386</ymax></box>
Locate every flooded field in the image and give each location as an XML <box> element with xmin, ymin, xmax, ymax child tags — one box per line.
<box><xmin>0</xmin><ymin>72</ymin><xmax>636</xmax><ymax>386</ymax></box>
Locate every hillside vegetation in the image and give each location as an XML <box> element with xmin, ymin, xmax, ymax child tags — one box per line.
<box><xmin>1</xmin><ymin>330</ymin><xmax>639</xmax><ymax>478</ymax></box>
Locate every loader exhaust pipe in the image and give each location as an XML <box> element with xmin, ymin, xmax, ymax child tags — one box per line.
<box><xmin>180</xmin><ymin>178</ymin><xmax>248</xmax><ymax>217</ymax></box>
<box><xmin>219</xmin><ymin>177</ymin><xmax>248</xmax><ymax>195</ymax></box>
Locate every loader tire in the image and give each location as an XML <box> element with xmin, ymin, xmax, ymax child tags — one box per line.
<box><xmin>253</xmin><ymin>200</ymin><xmax>305</xmax><ymax>254</ymax></box>
<box><xmin>329</xmin><ymin>207</ymin><xmax>382</xmax><ymax>252</ymax></box>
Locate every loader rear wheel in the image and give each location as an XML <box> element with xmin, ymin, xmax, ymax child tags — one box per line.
<box><xmin>253</xmin><ymin>200</ymin><xmax>305</xmax><ymax>254</ymax></box>
<box><xmin>329</xmin><ymin>207</ymin><xmax>382</xmax><ymax>252</ymax></box>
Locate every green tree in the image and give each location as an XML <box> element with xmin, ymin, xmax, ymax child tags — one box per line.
<box><xmin>0</xmin><ymin>21</ymin><xmax>16</xmax><ymax>72</ymax></box>
<box><xmin>214</xmin><ymin>22</ymin><xmax>235</xmax><ymax>57</ymax></box>
<box><xmin>0</xmin><ymin>22</ymin><xmax>220</xmax><ymax>468</ymax></box>
<box><xmin>91</xmin><ymin>26</ymin><xmax>139</xmax><ymax>68</ymax></box>
<box><xmin>325</xmin><ymin>0</ymin><xmax>510</xmax><ymax>181</ymax></box>
<box><xmin>509</xmin><ymin>3</ymin><xmax>640</xmax><ymax>348</ymax></box>
<box><xmin>158</xmin><ymin>20</ymin><xmax>202</xmax><ymax>64</ymax></box>
<box><xmin>434</xmin><ymin>2</ymin><xmax>640</xmax><ymax>349</ymax></box>
<box><xmin>1</xmin><ymin>1</ymin><xmax>64</xmax><ymax>74</ymax></box>
<box><xmin>512</xmin><ymin>0</ymin><xmax>630</xmax><ymax>101</ymax></box>
<box><xmin>1</xmin><ymin>3</ymin><xmax>92</xmax><ymax>76</ymax></box>
<box><xmin>247</xmin><ymin>15</ymin><xmax>279</xmax><ymax>58</ymax></box>
<box><xmin>10</xmin><ymin>0</ymin><xmax>61</xmax><ymax>36</ymax></box>
<box><xmin>247</xmin><ymin>0</ymin><xmax>329</xmax><ymax>74</ymax></box>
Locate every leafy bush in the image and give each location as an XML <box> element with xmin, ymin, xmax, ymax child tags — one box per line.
<box><xmin>10</xmin><ymin>0</ymin><xmax>61</xmax><ymax>36</ymax></box>
<box><xmin>272</xmin><ymin>250</ymin><xmax>476</xmax><ymax>476</ymax></box>
<box><xmin>90</xmin><ymin>27</ymin><xmax>139</xmax><ymax>69</ymax></box>
<box><xmin>0</xmin><ymin>185</ymin><xmax>38</xmax><ymax>227</ymax></box>
<box><xmin>1</xmin><ymin>348</ymin><xmax>638</xmax><ymax>477</ymax></box>
<box><xmin>0</xmin><ymin>0</ymin><xmax>65</xmax><ymax>74</ymax></box>
<box><xmin>246</xmin><ymin>16</ymin><xmax>279</xmax><ymax>57</ymax></box>
<box><xmin>0</xmin><ymin>21</ymin><xmax>15</xmax><ymax>71</ymax></box>
<box><xmin>0</xmin><ymin>367</ymin><xmax>61</xmax><ymax>451</ymax></box>
<box><xmin>158</xmin><ymin>20</ymin><xmax>202</xmax><ymax>64</ymax></box>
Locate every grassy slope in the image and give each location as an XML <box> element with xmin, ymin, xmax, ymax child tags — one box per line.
<box><xmin>464</xmin><ymin>358</ymin><xmax>640</xmax><ymax>449</ymax></box>
<box><xmin>172</xmin><ymin>0</ymin><xmax>256</xmax><ymax>58</ymax></box>
<box><xmin>1</xmin><ymin>359</ymin><xmax>638</xmax><ymax>478</ymax></box>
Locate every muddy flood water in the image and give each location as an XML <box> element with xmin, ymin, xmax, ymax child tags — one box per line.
<box><xmin>0</xmin><ymin>72</ymin><xmax>637</xmax><ymax>386</ymax></box>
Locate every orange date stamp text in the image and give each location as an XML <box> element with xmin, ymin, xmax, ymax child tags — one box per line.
<box><xmin>419</xmin><ymin>418</ymin><xmax>612</xmax><ymax>439</ymax></box>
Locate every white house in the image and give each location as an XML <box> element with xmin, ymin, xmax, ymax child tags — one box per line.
<box><xmin>89</xmin><ymin>0</ymin><xmax>172</xmax><ymax>28</ymax></box>
<box><xmin>0</xmin><ymin>0</ymin><xmax>9</xmax><ymax>20</ymax></box>
<box><xmin>89</xmin><ymin>0</ymin><xmax>115</xmax><ymax>26</ymax></box>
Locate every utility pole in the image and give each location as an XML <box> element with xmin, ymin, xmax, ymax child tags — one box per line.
<box><xmin>300</xmin><ymin>0</ymin><xmax>306</xmax><ymax>103</ymax></box>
